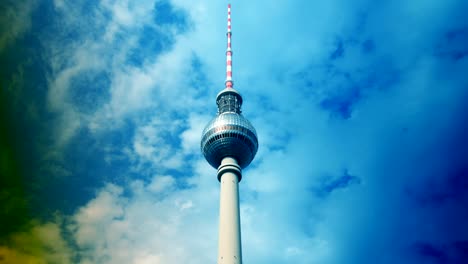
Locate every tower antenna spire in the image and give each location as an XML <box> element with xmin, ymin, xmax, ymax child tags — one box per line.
<box><xmin>225</xmin><ymin>3</ymin><xmax>233</xmax><ymax>88</ymax></box>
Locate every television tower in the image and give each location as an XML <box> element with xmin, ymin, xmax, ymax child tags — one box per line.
<box><xmin>200</xmin><ymin>3</ymin><xmax>258</xmax><ymax>264</ymax></box>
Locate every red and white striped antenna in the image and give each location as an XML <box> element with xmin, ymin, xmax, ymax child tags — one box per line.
<box><xmin>225</xmin><ymin>3</ymin><xmax>233</xmax><ymax>88</ymax></box>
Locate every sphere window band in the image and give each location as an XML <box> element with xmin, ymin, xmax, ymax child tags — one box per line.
<box><xmin>201</xmin><ymin>125</ymin><xmax>257</xmax><ymax>147</ymax></box>
<box><xmin>203</xmin><ymin>130</ymin><xmax>256</xmax><ymax>148</ymax></box>
<box><xmin>201</xmin><ymin>114</ymin><xmax>257</xmax><ymax>139</ymax></box>
<box><xmin>202</xmin><ymin>126</ymin><xmax>256</xmax><ymax>143</ymax></box>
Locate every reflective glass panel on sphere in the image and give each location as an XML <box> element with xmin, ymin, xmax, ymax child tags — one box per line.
<box><xmin>201</xmin><ymin>113</ymin><xmax>258</xmax><ymax>169</ymax></box>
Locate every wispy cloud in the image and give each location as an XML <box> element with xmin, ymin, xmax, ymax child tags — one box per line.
<box><xmin>69</xmin><ymin>166</ymin><xmax>219</xmax><ymax>263</ymax></box>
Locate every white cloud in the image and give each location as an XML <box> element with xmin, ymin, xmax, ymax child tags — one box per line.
<box><xmin>70</xmin><ymin>172</ymin><xmax>219</xmax><ymax>264</ymax></box>
<box><xmin>147</xmin><ymin>175</ymin><xmax>175</xmax><ymax>193</ymax></box>
<box><xmin>180</xmin><ymin>113</ymin><xmax>211</xmax><ymax>155</ymax></box>
<box><xmin>45</xmin><ymin>0</ymin><xmax>196</xmax><ymax>142</ymax></box>
<box><xmin>129</xmin><ymin>115</ymin><xmax>185</xmax><ymax>171</ymax></box>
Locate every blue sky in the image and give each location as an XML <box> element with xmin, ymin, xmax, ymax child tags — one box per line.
<box><xmin>1</xmin><ymin>0</ymin><xmax>468</xmax><ymax>263</ymax></box>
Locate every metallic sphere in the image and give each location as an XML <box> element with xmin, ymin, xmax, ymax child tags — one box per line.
<box><xmin>201</xmin><ymin>113</ymin><xmax>258</xmax><ymax>169</ymax></box>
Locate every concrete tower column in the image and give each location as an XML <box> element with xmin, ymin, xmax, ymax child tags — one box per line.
<box><xmin>217</xmin><ymin>157</ymin><xmax>242</xmax><ymax>264</ymax></box>
<box><xmin>200</xmin><ymin>4</ymin><xmax>258</xmax><ymax>263</ymax></box>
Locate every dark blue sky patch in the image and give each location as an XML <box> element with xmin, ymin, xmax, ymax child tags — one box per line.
<box><xmin>68</xmin><ymin>70</ymin><xmax>111</xmax><ymax>114</ymax></box>
<box><xmin>406</xmin><ymin>167</ymin><xmax>468</xmax><ymax>207</ymax></box>
<box><xmin>365</xmin><ymin>64</ymin><xmax>400</xmax><ymax>92</ymax></box>
<box><xmin>21</xmin><ymin>126</ymin><xmax>113</xmax><ymax>219</ymax></box>
<box><xmin>51</xmin><ymin>123</ymin><xmax>137</xmax><ymax>212</ymax></box>
<box><xmin>295</xmin><ymin>37</ymin><xmax>400</xmax><ymax>118</ymax></box>
<box><xmin>329</xmin><ymin>39</ymin><xmax>345</xmax><ymax>60</ymax></box>
<box><xmin>292</xmin><ymin>67</ymin><xmax>315</xmax><ymax>91</ymax></box>
<box><xmin>411</xmin><ymin>241</ymin><xmax>468</xmax><ymax>264</ymax></box>
<box><xmin>126</xmin><ymin>25</ymin><xmax>174</xmax><ymax>67</ymax></box>
<box><xmin>240</xmin><ymin>189</ymin><xmax>259</xmax><ymax>203</ymax></box>
<box><xmin>153</xmin><ymin>0</ymin><xmax>188</xmax><ymax>32</ymax></box>
<box><xmin>40</xmin><ymin>127</ymin><xmax>118</xmax><ymax>215</ymax></box>
<box><xmin>412</xmin><ymin>242</ymin><xmax>447</xmax><ymax>264</ymax></box>
<box><xmin>93</xmin><ymin>121</ymin><xmax>136</xmax><ymax>185</ymax></box>
<box><xmin>189</xmin><ymin>54</ymin><xmax>211</xmax><ymax>99</ymax></box>
<box><xmin>405</xmin><ymin>106</ymin><xmax>468</xmax><ymax>207</ymax></box>
<box><xmin>29</xmin><ymin>1</ymin><xmax>55</xmax><ymax>35</ymax></box>
<box><xmin>435</xmin><ymin>27</ymin><xmax>468</xmax><ymax>61</ymax></box>
<box><xmin>320</xmin><ymin>85</ymin><xmax>361</xmax><ymax>119</ymax></box>
<box><xmin>292</xmin><ymin>63</ymin><xmax>350</xmax><ymax>100</ymax></box>
<box><xmin>251</xmin><ymin>94</ymin><xmax>280</xmax><ymax>113</ymax></box>
<box><xmin>266</xmin><ymin>130</ymin><xmax>291</xmax><ymax>153</ymax></box>
<box><xmin>33</xmin><ymin>1</ymin><xmax>106</xmax><ymax>54</ymax></box>
<box><xmin>361</xmin><ymin>39</ymin><xmax>375</xmax><ymax>54</ymax></box>
<box><xmin>451</xmin><ymin>241</ymin><xmax>468</xmax><ymax>262</ymax></box>
<box><xmin>165</xmin><ymin>168</ymin><xmax>195</xmax><ymax>187</ymax></box>
<box><xmin>312</xmin><ymin>170</ymin><xmax>361</xmax><ymax>198</ymax></box>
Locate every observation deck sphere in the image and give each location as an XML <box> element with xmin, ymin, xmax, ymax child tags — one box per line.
<box><xmin>201</xmin><ymin>112</ymin><xmax>258</xmax><ymax>169</ymax></box>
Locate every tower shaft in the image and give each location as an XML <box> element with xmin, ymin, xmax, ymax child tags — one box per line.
<box><xmin>217</xmin><ymin>157</ymin><xmax>242</xmax><ymax>263</ymax></box>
